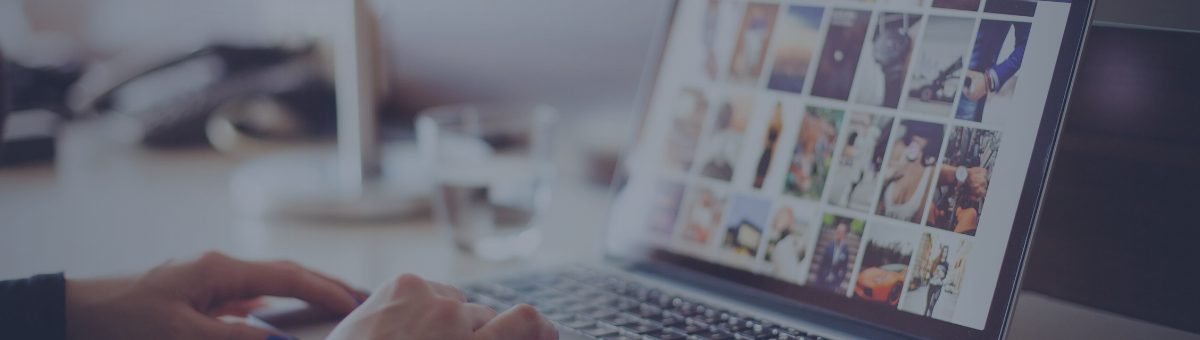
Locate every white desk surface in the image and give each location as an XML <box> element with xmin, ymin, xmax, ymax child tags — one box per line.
<box><xmin>1</xmin><ymin>121</ymin><xmax>1195</xmax><ymax>340</ymax></box>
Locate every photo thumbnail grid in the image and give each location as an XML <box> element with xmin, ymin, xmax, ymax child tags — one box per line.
<box><xmin>635</xmin><ymin>0</ymin><xmax>1035</xmax><ymax>321</ymax></box>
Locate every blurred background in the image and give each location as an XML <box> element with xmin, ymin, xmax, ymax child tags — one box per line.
<box><xmin>1</xmin><ymin>0</ymin><xmax>1198</xmax><ymax>338</ymax></box>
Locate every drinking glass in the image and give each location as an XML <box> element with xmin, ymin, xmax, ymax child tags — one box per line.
<box><xmin>416</xmin><ymin>103</ymin><xmax>556</xmax><ymax>261</ymax></box>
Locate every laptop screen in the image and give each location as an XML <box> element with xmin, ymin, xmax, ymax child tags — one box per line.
<box><xmin>605</xmin><ymin>0</ymin><xmax>1091</xmax><ymax>338</ymax></box>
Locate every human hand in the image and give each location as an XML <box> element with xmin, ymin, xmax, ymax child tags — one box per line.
<box><xmin>965</xmin><ymin>70</ymin><xmax>988</xmax><ymax>101</ymax></box>
<box><xmin>65</xmin><ymin>252</ymin><xmax>366</xmax><ymax>340</ymax></box>
<box><xmin>328</xmin><ymin>274</ymin><xmax>557</xmax><ymax>340</ymax></box>
<box><xmin>965</xmin><ymin>167</ymin><xmax>988</xmax><ymax>200</ymax></box>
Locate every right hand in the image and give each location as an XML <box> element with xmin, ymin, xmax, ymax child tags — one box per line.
<box><xmin>964</xmin><ymin>70</ymin><xmax>988</xmax><ymax>101</ymax></box>
<box><xmin>327</xmin><ymin>274</ymin><xmax>558</xmax><ymax>340</ymax></box>
<box><xmin>964</xmin><ymin>167</ymin><xmax>989</xmax><ymax>200</ymax></box>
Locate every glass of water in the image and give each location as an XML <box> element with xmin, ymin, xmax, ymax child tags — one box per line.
<box><xmin>416</xmin><ymin>103</ymin><xmax>556</xmax><ymax>261</ymax></box>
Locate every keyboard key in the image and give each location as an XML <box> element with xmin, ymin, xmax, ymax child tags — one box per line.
<box><xmin>598</xmin><ymin>313</ymin><xmax>641</xmax><ymax>327</ymax></box>
<box><xmin>584</xmin><ymin>307</ymin><xmax>621</xmax><ymax>319</ymax></box>
<box><xmin>652</xmin><ymin>294</ymin><xmax>676</xmax><ymax>308</ymax></box>
<box><xmin>672</xmin><ymin>300</ymin><xmax>704</xmax><ymax>316</ymax></box>
<box><xmin>736</xmin><ymin>323</ymin><xmax>776</xmax><ymax>339</ymax></box>
<box><xmin>655</xmin><ymin>315</ymin><xmax>687</xmax><ymax>328</ymax></box>
<box><xmin>604</xmin><ymin>277</ymin><xmax>629</xmax><ymax>292</ymax></box>
<box><xmin>580</xmin><ymin>325</ymin><xmax>622</xmax><ymax>337</ymax></box>
<box><xmin>692</xmin><ymin>314</ymin><xmax>721</xmax><ymax>325</ymax></box>
<box><xmin>780</xmin><ymin>327</ymin><xmax>810</xmax><ymax>337</ymax></box>
<box><xmin>623</xmin><ymin>321</ymin><xmax>664</xmax><ymax>334</ymax></box>
<box><xmin>540</xmin><ymin>308</ymin><xmax>574</xmax><ymax>322</ymax></box>
<box><xmin>633</xmin><ymin>304</ymin><xmax>664</xmax><ymax>318</ymax></box>
<box><xmin>690</xmin><ymin>329</ymin><xmax>736</xmax><ymax>340</ymax></box>
<box><xmin>462</xmin><ymin>289</ymin><xmax>480</xmax><ymax>302</ymax></box>
<box><xmin>623</xmin><ymin>283</ymin><xmax>643</xmax><ymax>296</ymax></box>
<box><xmin>558</xmin><ymin>315</ymin><xmax>598</xmax><ymax>329</ymax></box>
<box><xmin>529</xmin><ymin>288</ymin><xmax>566</xmax><ymax>299</ymax></box>
<box><xmin>615</xmin><ymin>297</ymin><xmax>642</xmax><ymax>311</ymax></box>
<box><xmin>566</xmin><ymin>302</ymin><xmax>596</xmax><ymax>313</ymax></box>
<box><xmin>679</xmin><ymin>323</ymin><xmax>709</xmax><ymax>334</ymax></box>
<box><xmin>498</xmin><ymin>280</ymin><xmax>541</xmax><ymax>293</ymax></box>
<box><xmin>721</xmin><ymin>318</ymin><xmax>753</xmax><ymax>332</ymax></box>
<box><xmin>644</xmin><ymin>328</ymin><xmax>689</xmax><ymax>340</ymax></box>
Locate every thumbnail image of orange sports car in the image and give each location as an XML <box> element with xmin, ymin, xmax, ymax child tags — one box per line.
<box><xmin>901</xmin><ymin>232</ymin><xmax>972</xmax><ymax>321</ymax></box>
<box><xmin>853</xmin><ymin>223</ymin><xmax>918</xmax><ymax>306</ymax></box>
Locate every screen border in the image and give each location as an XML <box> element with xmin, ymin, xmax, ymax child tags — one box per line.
<box><xmin>604</xmin><ymin>1</ymin><xmax>1096</xmax><ymax>339</ymax></box>
<box><xmin>0</xmin><ymin>47</ymin><xmax>9</xmax><ymax>157</ymax></box>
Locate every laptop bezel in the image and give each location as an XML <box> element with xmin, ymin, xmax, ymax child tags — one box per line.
<box><xmin>0</xmin><ymin>47</ymin><xmax>9</xmax><ymax>158</ymax></box>
<box><xmin>602</xmin><ymin>1</ymin><xmax>1096</xmax><ymax>339</ymax></box>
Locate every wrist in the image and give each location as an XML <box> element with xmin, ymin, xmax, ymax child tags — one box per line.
<box><xmin>64</xmin><ymin>279</ymin><xmax>97</xmax><ymax>340</ymax></box>
<box><xmin>64</xmin><ymin>278</ymin><xmax>130</xmax><ymax>340</ymax></box>
<box><xmin>985</xmin><ymin>68</ymin><xmax>999</xmax><ymax>92</ymax></box>
<box><xmin>940</xmin><ymin>164</ymin><xmax>957</xmax><ymax>182</ymax></box>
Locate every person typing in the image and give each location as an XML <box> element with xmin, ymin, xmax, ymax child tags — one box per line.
<box><xmin>0</xmin><ymin>252</ymin><xmax>557</xmax><ymax>340</ymax></box>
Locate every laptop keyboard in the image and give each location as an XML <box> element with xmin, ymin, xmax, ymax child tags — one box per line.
<box><xmin>461</xmin><ymin>268</ymin><xmax>831</xmax><ymax>340</ymax></box>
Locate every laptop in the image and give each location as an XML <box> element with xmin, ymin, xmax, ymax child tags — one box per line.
<box><xmin>461</xmin><ymin>1</ymin><xmax>1094</xmax><ymax>339</ymax></box>
<box><xmin>0</xmin><ymin>47</ymin><xmax>8</xmax><ymax>159</ymax></box>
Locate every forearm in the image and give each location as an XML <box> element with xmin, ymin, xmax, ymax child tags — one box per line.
<box><xmin>939</xmin><ymin>163</ymin><xmax>958</xmax><ymax>183</ymax></box>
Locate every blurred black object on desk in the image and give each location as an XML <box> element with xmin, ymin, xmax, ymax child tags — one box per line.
<box><xmin>1023</xmin><ymin>23</ymin><xmax>1200</xmax><ymax>334</ymax></box>
<box><xmin>88</xmin><ymin>45</ymin><xmax>336</xmax><ymax>147</ymax></box>
<box><xmin>0</xmin><ymin>43</ymin><xmax>342</xmax><ymax>166</ymax></box>
<box><xmin>0</xmin><ymin>51</ymin><xmax>78</xmax><ymax>166</ymax></box>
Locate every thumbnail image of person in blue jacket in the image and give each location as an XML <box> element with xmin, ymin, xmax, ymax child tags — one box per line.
<box><xmin>956</xmin><ymin>20</ymin><xmax>1031</xmax><ymax>122</ymax></box>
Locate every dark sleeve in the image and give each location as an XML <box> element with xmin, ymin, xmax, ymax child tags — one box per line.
<box><xmin>990</xmin><ymin>22</ymin><xmax>1031</xmax><ymax>89</ymax></box>
<box><xmin>968</xmin><ymin>20</ymin><xmax>1005</xmax><ymax>72</ymax></box>
<box><xmin>0</xmin><ymin>273</ymin><xmax>67</xmax><ymax>340</ymax></box>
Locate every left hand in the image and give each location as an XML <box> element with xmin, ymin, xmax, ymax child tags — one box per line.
<box><xmin>65</xmin><ymin>252</ymin><xmax>366</xmax><ymax>340</ymax></box>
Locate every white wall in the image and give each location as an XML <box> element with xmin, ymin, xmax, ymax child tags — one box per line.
<box><xmin>372</xmin><ymin>0</ymin><xmax>671</xmax><ymax>117</ymax></box>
